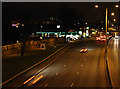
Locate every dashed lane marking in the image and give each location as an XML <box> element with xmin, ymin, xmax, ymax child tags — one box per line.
<box><xmin>64</xmin><ymin>65</ymin><xmax>66</xmax><ymax>67</ymax></box>
<box><xmin>71</xmin><ymin>83</ymin><xmax>74</xmax><ymax>87</ymax></box>
<box><xmin>56</xmin><ymin>72</ymin><xmax>59</xmax><ymax>75</ymax></box>
<box><xmin>76</xmin><ymin>72</ymin><xmax>79</xmax><ymax>75</ymax></box>
<box><xmin>44</xmin><ymin>83</ymin><xmax>48</xmax><ymax>87</ymax></box>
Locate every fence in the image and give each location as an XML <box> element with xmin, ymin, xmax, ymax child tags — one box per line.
<box><xmin>2</xmin><ymin>38</ymin><xmax>66</xmax><ymax>58</ymax></box>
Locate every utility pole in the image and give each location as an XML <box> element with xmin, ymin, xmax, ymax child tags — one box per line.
<box><xmin>105</xmin><ymin>8</ymin><xmax>108</xmax><ymax>42</ymax></box>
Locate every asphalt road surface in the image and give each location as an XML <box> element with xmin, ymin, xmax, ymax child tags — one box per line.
<box><xmin>107</xmin><ymin>37</ymin><xmax>120</xmax><ymax>88</ymax></box>
<box><xmin>2</xmin><ymin>39</ymin><xmax>114</xmax><ymax>88</ymax></box>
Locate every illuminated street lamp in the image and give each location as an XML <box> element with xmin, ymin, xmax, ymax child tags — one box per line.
<box><xmin>17</xmin><ymin>23</ymin><xmax>20</xmax><ymax>25</ymax></box>
<box><xmin>95</xmin><ymin>5</ymin><xmax>99</xmax><ymax>8</ymax></box>
<box><xmin>95</xmin><ymin>5</ymin><xmax>108</xmax><ymax>45</ymax></box>
<box><xmin>85</xmin><ymin>23</ymin><xmax>87</xmax><ymax>25</ymax></box>
<box><xmin>113</xmin><ymin>19</ymin><xmax>116</xmax><ymax>22</ymax></box>
<box><xmin>22</xmin><ymin>24</ymin><xmax>24</xmax><ymax>26</ymax></box>
<box><xmin>40</xmin><ymin>26</ymin><xmax>42</xmax><ymax>28</ymax></box>
<box><xmin>112</xmin><ymin>24</ymin><xmax>114</xmax><ymax>27</ymax></box>
<box><xmin>111</xmin><ymin>12</ymin><xmax>114</xmax><ymax>16</ymax></box>
<box><xmin>95</xmin><ymin>4</ymin><xmax>118</xmax><ymax>47</ymax></box>
<box><xmin>16</xmin><ymin>25</ymin><xmax>18</xmax><ymax>28</ymax></box>
<box><xmin>115</xmin><ymin>5</ymin><xmax>119</xmax><ymax>8</ymax></box>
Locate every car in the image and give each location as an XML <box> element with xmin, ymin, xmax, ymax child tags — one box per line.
<box><xmin>100</xmin><ymin>38</ymin><xmax>106</xmax><ymax>41</ymax></box>
<box><xmin>115</xmin><ymin>36</ymin><xmax>119</xmax><ymax>39</ymax></box>
<box><xmin>80</xmin><ymin>48</ymin><xmax>88</xmax><ymax>53</ymax></box>
<box><xmin>96</xmin><ymin>37</ymin><xmax>101</xmax><ymax>41</ymax></box>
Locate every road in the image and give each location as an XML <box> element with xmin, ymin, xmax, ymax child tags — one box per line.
<box><xmin>107</xmin><ymin>37</ymin><xmax>120</xmax><ymax>88</ymax></box>
<box><xmin>2</xmin><ymin>39</ymin><xmax>113</xmax><ymax>88</ymax></box>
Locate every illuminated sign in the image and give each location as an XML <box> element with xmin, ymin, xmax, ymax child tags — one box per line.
<box><xmin>12</xmin><ymin>24</ymin><xmax>17</xmax><ymax>26</ymax></box>
<box><xmin>92</xmin><ymin>32</ymin><xmax>95</xmax><ymax>34</ymax></box>
<box><xmin>86</xmin><ymin>30</ymin><xmax>89</xmax><ymax>36</ymax></box>
<box><xmin>83</xmin><ymin>32</ymin><xmax>86</xmax><ymax>37</ymax></box>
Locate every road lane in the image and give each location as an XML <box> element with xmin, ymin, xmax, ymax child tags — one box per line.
<box><xmin>29</xmin><ymin>40</ymin><xmax>109</xmax><ymax>87</ymax></box>
<box><xmin>2</xmin><ymin>43</ymin><xmax>72</xmax><ymax>87</ymax></box>
<box><xmin>2</xmin><ymin>39</ymin><xmax>110</xmax><ymax>88</ymax></box>
<box><xmin>107</xmin><ymin>37</ymin><xmax>120</xmax><ymax>88</ymax></box>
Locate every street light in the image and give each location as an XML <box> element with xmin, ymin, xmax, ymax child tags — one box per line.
<box><xmin>16</xmin><ymin>25</ymin><xmax>18</xmax><ymax>28</ymax></box>
<box><xmin>113</xmin><ymin>19</ymin><xmax>116</xmax><ymax>22</ymax></box>
<box><xmin>115</xmin><ymin>5</ymin><xmax>119</xmax><ymax>8</ymax></box>
<box><xmin>40</xmin><ymin>26</ymin><xmax>42</xmax><ymax>28</ymax></box>
<box><xmin>94</xmin><ymin>5</ymin><xmax>108</xmax><ymax>45</ymax></box>
<box><xmin>95</xmin><ymin>5</ymin><xmax>99</xmax><ymax>8</ymax></box>
<box><xmin>111</xmin><ymin>12</ymin><xmax>114</xmax><ymax>16</ymax></box>
<box><xmin>85</xmin><ymin>23</ymin><xmax>87</xmax><ymax>25</ymax></box>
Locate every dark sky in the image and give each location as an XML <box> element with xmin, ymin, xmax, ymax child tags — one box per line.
<box><xmin>2</xmin><ymin>2</ymin><xmax>119</xmax><ymax>43</ymax></box>
<box><xmin>2</xmin><ymin>2</ymin><xmax>119</xmax><ymax>24</ymax></box>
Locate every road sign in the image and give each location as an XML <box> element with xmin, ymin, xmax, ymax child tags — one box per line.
<box><xmin>41</xmin><ymin>44</ymin><xmax>45</xmax><ymax>50</ymax></box>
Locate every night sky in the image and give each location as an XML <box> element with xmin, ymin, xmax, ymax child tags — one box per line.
<box><xmin>2</xmin><ymin>2</ymin><xmax>119</xmax><ymax>23</ymax></box>
<box><xmin>2</xmin><ymin>2</ymin><xmax>119</xmax><ymax>43</ymax></box>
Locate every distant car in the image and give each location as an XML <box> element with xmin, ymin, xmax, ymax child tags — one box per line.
<box><xmin>96</xmin><ymin>37</ymin><xmax>101</xmax><ymax>41</ymax></box>
<box><xmin>115</xmin><ymin>36</ymin><xmax>119</xmax><ymax>39</ymax></box>
<box><xmin>101</xmin><ymin>38</ymin><xmax>106</xmax><ymax>41</ymax></box>
<box><xmin>80</xmin><ymin>48</ymin><xmax>88</xmax><ymax>53</ymax></box>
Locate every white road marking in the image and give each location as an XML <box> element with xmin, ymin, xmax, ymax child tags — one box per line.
<box><xmin>64</xmin><ymin>65</ymin><xmax>66</xmax><ymax>67</ymax></box>
<box><xmin>56</xmin><ymin>72</ymin><xmax>59</xmax><ymax>75</ymax></box>
<box><xmin>44</xmin><ymin>83</ymin><xmax>48</xmax><ymax>87</ymax></box>
<box><xmin>71</xmin><ymin>83</ymin><xmax>74</xmax><ymax>87</ymax></box>
<box><xmin>0</xmin><ymin>44</ymin><xmax>69</xmax><ymax>86</ymax></box>
<box><xmin>76</xmin><ymin>72</ymin><xmax>79</xmax><ymax>75</ymax></box>
<box><xmin>81</xmin><ymin>64</ymin><xmax>83</xmax><ymax>67</ymax></box>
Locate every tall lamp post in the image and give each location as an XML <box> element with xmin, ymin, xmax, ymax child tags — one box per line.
<box><xmin>105</xmin><ymin>8</ymin><xmax>108</xmax><ymax>44</ymax></box>
<box><xmin>95</xmin><ymin>4</ymin><xmax>118</xmax><ymax>41</ymax></box>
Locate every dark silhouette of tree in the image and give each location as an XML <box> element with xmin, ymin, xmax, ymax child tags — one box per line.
<box><xmin>20</xmin><ymin>16</ymin><xmax>33</xmax><ymax>56</ymax></box>
<box><xmin>57</xmin><ymin>4</ymin><xmax>85</xmax><ymax>32</ymax></box>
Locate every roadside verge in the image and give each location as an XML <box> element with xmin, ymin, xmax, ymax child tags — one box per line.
<box><xmin>1</xmin><ymin>43</ymin><xmax>70</xmax><ymax>86</ymax></box>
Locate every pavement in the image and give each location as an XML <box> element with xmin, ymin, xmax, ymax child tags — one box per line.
<box><xmin>2</xmin><ymin>39</ymin><xmax>118</xmax><ymax>88</ymax></box>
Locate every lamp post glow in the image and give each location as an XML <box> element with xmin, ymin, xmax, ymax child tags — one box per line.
<box><xmin>115</xmin><ymin>5</ymin><xmax>119</xmax><ymax>8</ymax></box>
<box><xmin>57</xmin><ymin>25</ymin><xmax>60</xmax><ymax>28</ymax></box>
<box><xmin>111</xmin><ymin>13</ymin><xmax>114</xmax><ymax>16</ymax></box>
<box><xmin>16</xmin><ymin>25</ymin><xmax>18</xmax><ymax>28</ymax></box>
<box><xmin>113</xmin><ymin>19</ymin><xmax>116</xmax><ymax>22</ymax></box>
<box><xmin>95</xmin><ymin>5</ymin><xmax>99</xmax><ymax>8</ymax></box>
